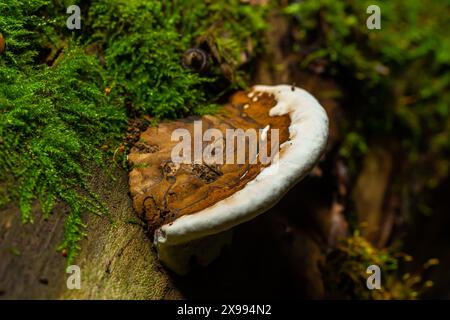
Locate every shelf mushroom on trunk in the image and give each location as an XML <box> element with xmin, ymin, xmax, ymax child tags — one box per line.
<box><xmin>128</xmin><ymin>85</ymin><xmax>329</xmax><ymax>274</ymax></box>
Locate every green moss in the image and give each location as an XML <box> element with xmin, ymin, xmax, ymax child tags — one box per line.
<box><xmin>0</xmin><ymin>0</ymin><xmax>270</xmax><ymax>262</ymax></box>
<box><xmin>0</xmin><ymin>0</ymin><xmax>47</xmax><ymax>67</ymax></box>
<box><xmin>0</xmin><ymin>43</ymin><xmax>128</xmax><ymax>260</ymax></box>
<box><xmin>86</xmin><ymin>0</ymin><xmax>210</xmax><ymax>118</ymax></box>
<box><xmin>86</xmin><ymin>0</ymin><xmax>269</xmax><ymax>118</ymax></box>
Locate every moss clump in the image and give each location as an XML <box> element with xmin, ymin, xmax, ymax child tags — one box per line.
<box><xmin>0</xmin><ymin>0</ymin><xmax>270</xmax><ymax>262</ymax></box>
<box><xmin>87</xmin><ymin>0</ymin><xmax>269</xmax><ymax>118</ymax></box>
<box><xmin>87</xmin><ymin>0</ymin><xmax>214</xmax><ymax>118</ymax></box>
<box><xmin>0</xmin><ymin>1</ymin><xmax>125</xmax><ymax>262</ymax></box>
<box><xmin>0</xmin><ymin>0</ymin><xmax>127</xmax><ymax>260</ymax></box>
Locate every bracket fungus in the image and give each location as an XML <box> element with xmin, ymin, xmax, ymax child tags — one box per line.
<box><xmin>128</xmin><ymin>84</ymin><xmax>329</xmax><ymax>274</ymax></box>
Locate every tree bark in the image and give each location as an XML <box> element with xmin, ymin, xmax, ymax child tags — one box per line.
<box><xmin>0</xmin><ymin>168</ymin><xmax>180</xmax><ymax>299</ymax></box>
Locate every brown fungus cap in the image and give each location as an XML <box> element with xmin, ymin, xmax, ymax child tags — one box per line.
<box><xmin>129</xmin><ymin>91</ymin><xmax>289</xmax><ymax>233</ymax></box>
<box><xmin>128</xmin><ymin>85</ymin><xmax>329</xmax><ymax>274</ymax></box>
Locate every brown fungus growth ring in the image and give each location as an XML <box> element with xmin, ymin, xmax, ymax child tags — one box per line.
<box><xmin>128</xmin><ymin>84</ymin><xmax>329</xmax><ymax>274</ymax></box>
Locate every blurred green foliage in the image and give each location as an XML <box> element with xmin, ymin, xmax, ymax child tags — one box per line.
<box><xmin>284</xmin><ymin>0</ymin><xmax>450</xmax><ymax>187</ymax></box>
<box><xmin>283</xmin><ymin>0</ymin><xmax>449</xmax><ymax>298</ymax></box>
<box><xmin>324</xmin><ymin>231</ymin><xmax>437</xmax><ymax>299</ymax></box>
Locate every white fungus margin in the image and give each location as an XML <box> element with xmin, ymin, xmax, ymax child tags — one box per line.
<box><xmin>154</xmin><ymin>84</ymin><xmax>329</xmax><ymax>274</ymax></box>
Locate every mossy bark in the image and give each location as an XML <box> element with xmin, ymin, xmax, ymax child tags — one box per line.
<box><xmin>0</xmin><ymin>168</ymin><xmax>180</xmax><ymax>300</ymax></box>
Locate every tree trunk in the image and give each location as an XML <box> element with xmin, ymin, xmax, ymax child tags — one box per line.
<box><xmin>0</xmin><ymin>168</ymin><xmax>180</xmax><ymax>299</ymax></box>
